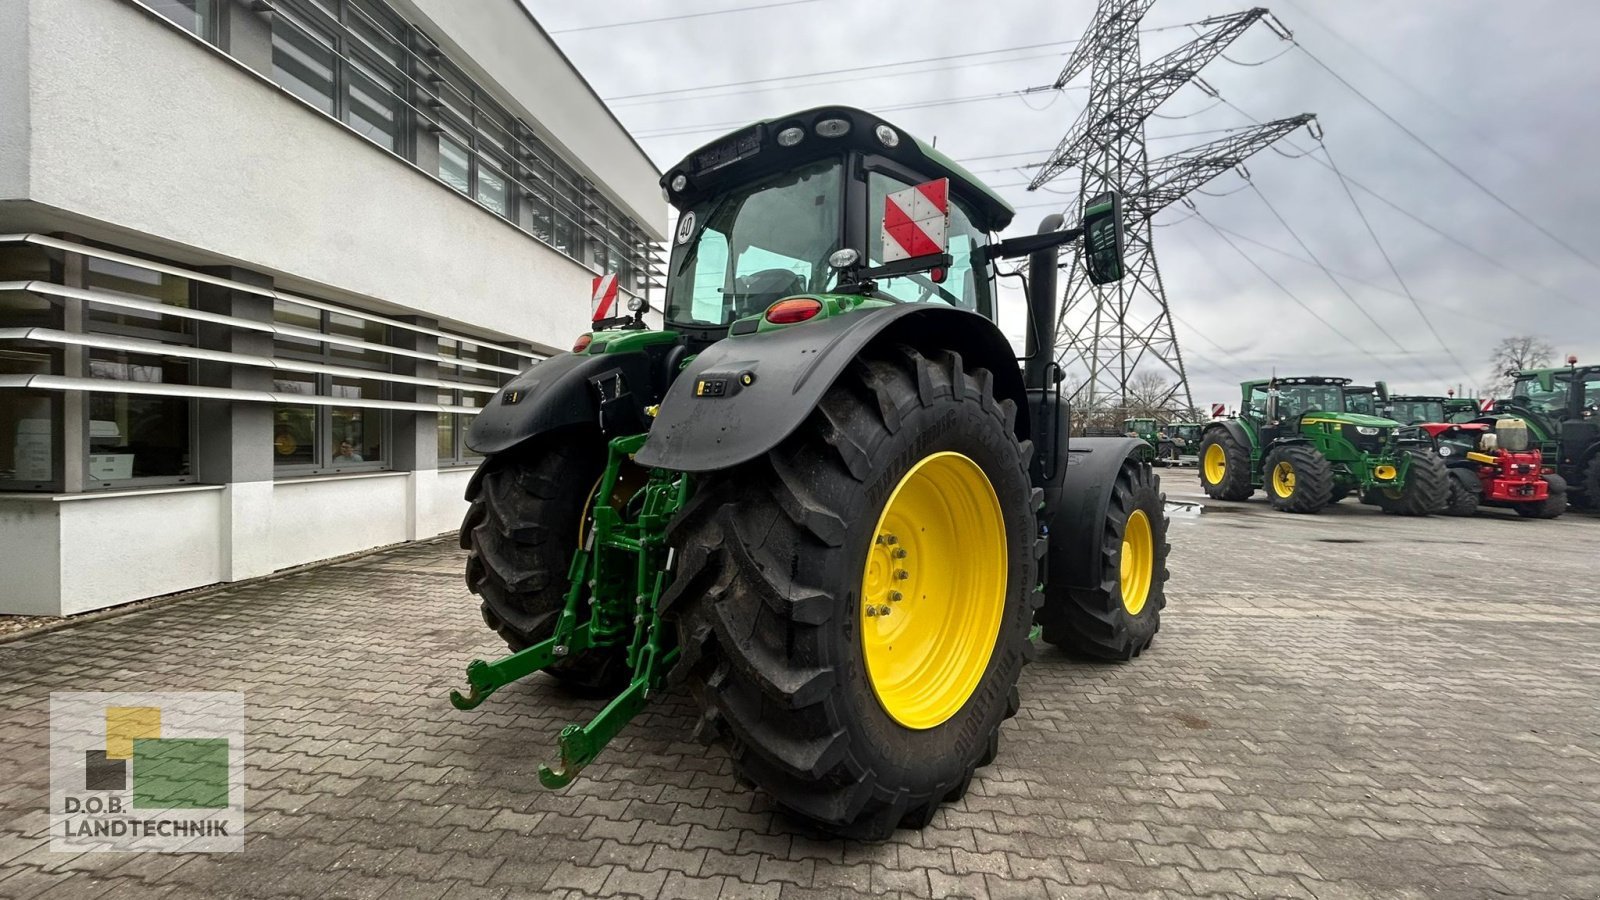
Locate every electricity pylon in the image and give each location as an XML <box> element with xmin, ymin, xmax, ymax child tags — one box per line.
<box><xmin>1030</xmin><ymin>2</ymin><xmax>1314</xmax><ymax>416</ymax></box>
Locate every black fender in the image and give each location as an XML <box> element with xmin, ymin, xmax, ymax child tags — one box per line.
<box><xmin>1203</xmin><ymin>418</ymin><xmax>1254</xmax><ymax>452</ymax></box>
<box><xmin>633</xmin><ymin>305</ymin><xmax>1028</xmax><ymax>472</ymax></box>
<box><xmin>1044</xmin><ymin>437</ymin><xmax>1152</xmax><ymax>591</ymax></box>
<box><xmin>466</xmin><ymin>349</ymin><xmax>669</xmax><ymax>457</ymax></box>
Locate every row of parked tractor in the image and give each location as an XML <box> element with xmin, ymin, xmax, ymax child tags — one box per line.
<box><xmin>1173</xmin><ymin>360</ymin><xmax>1598</xmax><ymax>518</ymax></box>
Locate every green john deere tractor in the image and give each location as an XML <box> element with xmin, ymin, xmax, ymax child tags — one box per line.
<box><xmin>1156</xmin><ymin>421</ymin><xmax>1201</xmax><ymax>462</ymax></box>
<box><xmin>1443</xmin><ymin>394</ymin><xmax>1481</xmax><ymax>423</ymax></box>
<box><xmin>1495</xmin><ymin>359</ymin><xmax>1600</xmax><ymax>509</ymax></box>
<box><xmin>451</xmin><ymin>107</ymin><xmax>1170</xmax><ymax>838</ymax></box>
<box><xmin>1198</xmin><ymin>376</ymin><xmax>1447</xmax><ymax>514</ymax></box>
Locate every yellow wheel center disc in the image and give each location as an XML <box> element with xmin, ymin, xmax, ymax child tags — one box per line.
<box><xmin>1272</xmin><ymin>461</ymin><xmax>1296</xmax><ymax>498</ymax></box>
<box><xmin>860</xmin><ymin>452</ymin><xmax>1007</xmax><ymax>730</ymax></box>
<box><xmin>1204</xmin><ymin>443</ymin><xmax>1226</xmax><ymax>484</ymax></box>
<box><xmin>1120</xmin><ymin>509</ymin><xmax>1154</xmax><ymax>616</ymax></box>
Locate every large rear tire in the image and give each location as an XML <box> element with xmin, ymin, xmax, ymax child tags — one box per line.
<box><xmin>1199</xmin><ymin>429</ymin><xmax>1253</xmax><ymax>501</ymax></box>
<box><xmin>1377</xmin><ymin>450</ymin><xmax>1448</xmax><ymax>517</ymax></box>
<box><xmin>1263</xmin><ymin>444</ymin><xmax>1333</xmax><ymax>513</ymax></box>
<box><xmin>1443</xmin><ymin>471</ymin><xmax>1480</xmax><ymax>517</ymax></box>
<box><xmin>461</xmin><ymin>434</ymin><xmax>629</xmax><ymax>692</ymax></box>
<box><xmin>1036</xmin><ymin>460</ymin><xmax>1168</xmax><ymax>660</ymax></box>
<box><xmin>664</xmin><ymin>346</ymin><xmax>1037</xmax><ymax>840</ymax></box>
<box><xmin>1574</xmin><ymin>455</ymin><xmax>1600</xmax><ymax>510</ymax></box>
<box><xmin>1515</xmin><ymin>474</ymin><xmax>1566</xmax><ymax>519</ymax></box>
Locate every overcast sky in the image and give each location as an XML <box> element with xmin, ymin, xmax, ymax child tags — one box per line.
<box><xmin>526</xmin><ymin>0</ymin><xmax>1600</xmax><ymax>407</ymax></box>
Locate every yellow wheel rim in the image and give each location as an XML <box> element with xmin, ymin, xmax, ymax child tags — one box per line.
<box><xmin>1271</xmin><ymin>461</ymin><xmax>1296</xmax><ymax>498</ymax></box>
<box><xmin>1203</xmin><ymin>443</ymin><xmax>1227</xmax><ymax>484</ymax></box>
<box><xmin>860</xmin><ymin>451</ymin><xmax>1006</xmax><ymax>730</ymax></box>
<box><xmin>1120</xmin><ymin>509</ymin><xmax>1154</xmax><ymax>616</ymax></box>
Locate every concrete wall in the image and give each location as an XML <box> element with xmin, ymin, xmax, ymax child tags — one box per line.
<box><xmin>0</xmin><ymin>0</ymin><xmax>27</xmax><ymax>200</ymax></box>
<box><xmin>270</xmin><ymin>473</ymin><xmax>410</xmax><ymax>570</ymax></box>
<box><xmin>0</xmin><ymin>471</ymin><xmax>477</xmax><ymax>616</ymax></box>
<box><xmin>397</xmin><ymin>0</ymin><xmax>664</xmax><ymax>237</ymax></box>
<box><xmin>10</xmin><ymin>0</ymin><xmax>643</xmax><ymax>352</ymax></box>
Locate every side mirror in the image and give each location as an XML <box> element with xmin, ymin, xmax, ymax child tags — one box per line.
<box><xmin>1081</xmin><ymin>191</ymin><xmax>1126</xmax><ymax>285</ymax></box>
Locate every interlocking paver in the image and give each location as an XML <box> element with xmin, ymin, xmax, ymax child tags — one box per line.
<box><xmin>1</xmin><ymin>479</ymin><xmax>1597</xmax><ymax>898</ymax></box>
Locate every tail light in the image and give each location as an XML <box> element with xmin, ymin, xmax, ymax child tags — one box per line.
<box><xmin>572</xmin><ymin>334</ymin><xmax>593</xmax><ymax>353</ymax></box>
<box><xmin>765</xmin><ymin>297</ymin><xmax>823</xmax><ymax>325</ymax></box>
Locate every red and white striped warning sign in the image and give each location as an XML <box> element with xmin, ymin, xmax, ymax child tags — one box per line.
<box><xmin>880</xmin><ymin>178</ymin><xmax>950</xmax><ymax>262</ymax></box>
<box><xmin>1211</xmin><ymin>403</ymin><xmax>1226</xmax><ymax>418</ymax></box>
<box><xmin>1480</xmin><ymin>397</ymin><xmax>1496</xmax><ymax>413</ymax></box>
<box><xmin>591</xmin><ymin>273</ymin><xmax>619</xmax><ymax>322</ymax></box>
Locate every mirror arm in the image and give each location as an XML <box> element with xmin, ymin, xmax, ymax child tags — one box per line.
<box><xmin>979</xmin><ymin>226</ymin><xmax>1086</xmax><ymax>264</ymax></box>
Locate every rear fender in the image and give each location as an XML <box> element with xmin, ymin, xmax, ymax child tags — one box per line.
<box><xmin>1045</xmin><ymin>437</ymin><xmax>1150</xmax><ymax>591</ymax></box>
<box><xmin>1447</xmin><ymin>466</ymin><xmax>1482</xmax><ymax>495</ymax></box>
<box><xmin>1204</xmin><ymin>418</ymin><xmax>1255</xmax><ymax>452</ymax></box>
<box><xmin>633</xmin><ymin>305</ymin><xmax>1027</xmax><ymax>472</ymax></box>
<box><xmin>466</xmin><ymin>349</ymin><xmax>670</xmax><ymax>457</ymax></box>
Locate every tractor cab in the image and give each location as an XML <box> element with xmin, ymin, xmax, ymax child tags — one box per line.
<box><xmin>1245</xmin><ymin>376</ymin><xmax>1350</xmax><ymax>433</ymax></box>
<box><xmin>1507</xmin><ymin>361</ymin><xmax>1600</xmax><ymax>508</ymax></box>
<box><xmin>1387</xmin><ymin>395</ymin><xmax>1449</xmax><ymax>425</ymax></box>
<box><xmin>659</xmin><ymin>107</ymin><xmax>1015</xmax><ymax>343</ymax></box>
<box><xmin>657</xmin><ymin>106</ymin><xmax>1123</xmax><ymax>347</ymax></box>
<box><xmin>1124</xmin><ymin>418</ymin><xmax>1158</xmax><ymax>441</ymax></box>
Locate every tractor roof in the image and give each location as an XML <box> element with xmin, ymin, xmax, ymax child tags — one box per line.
<box><xmin>661</xmin><ymin>106</ymin><xmax>1016</xmax><ymax>232</ymax></box>
<box><xmin>1389</xmin><ymin>394</ymin><xmax>1449</xmax><ymax>402</ymax></box>
<box><xmin>1241</xmin><ymin>376</ymin><xmax>1351</xmax><ymax>389</ymax></box>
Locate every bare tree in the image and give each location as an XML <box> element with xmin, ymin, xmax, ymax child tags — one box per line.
<box><xmin>1487</xmin><ymin>336</ymin><xmax>1554</xmax><ymax>397</ymax></box>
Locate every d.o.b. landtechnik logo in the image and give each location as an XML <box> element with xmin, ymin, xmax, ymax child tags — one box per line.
<box><xmin>50</xmin><ymin>692</ymin><xmax>244</xmax><ymax>852</ymax></box>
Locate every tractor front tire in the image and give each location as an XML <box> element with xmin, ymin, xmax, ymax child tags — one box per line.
<box><xmin>1515</xmin><ymin>474</ymin><xmax>1567</xmax><ymax>519</ymax></box>
<box><xmin>665</xmin><ymin>346</ymin><xmax>1037</xmax><ymax>840</ymax></box>
<box><xmin>461</xmin><ymin>434</ymin><xmax>629</xmax><ymax>692</ymax></box>
<box><xmin>1443</xmin><ymin>472</ymin><xmax>1480</xmax><ymax>517</ymax></box>
<box><xmin>1328</xmin><ymin>486</ymin><xmax>1351</xmax><ymax>503</ymax></box>
<box><xmin>1199</xmin><ymin>429</ymin><xmax>1253</xmax><ymax>501</ymax></box>
<box><xmin>1036</xmin><ymin>460</ymin><xmax>1168</xmax><ymax>660</ymax></box>
<box><xmin>1377</xmin><ymin>450</ymin><xmax>1448</xmax><ymax>517</ymax></box>
<box><xmin>1263</xmin><ymin>445</ymin><xmax>1333</xmax><ymax>513</ymax></box>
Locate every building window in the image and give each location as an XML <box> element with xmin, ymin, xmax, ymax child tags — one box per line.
<box><xmin>439</xmin><ymin>134</ymin><xmax>471</xmax><ymax>194</ymax></box>
<box><xmin>272</xmin><ymin>8</ymin><xmax>337</xmax><ymax>114</ymax></box>
<box><xmin>147</xmin><ymin>0</ymin><xmax>215</xmax><ymax>39</ymax></box>
<box><xmin>436</xmin><ymin>337</ymin><xmax>501</xmax><ymax>467</ymax></box>
<box><xmin>271</xmin><ymin>300</ymin><xmax>391</xmax><ymax>475</ymax></box>
<box><xmin>87</xmin><ymin>353</ymin><xmax>195</xmax><ymax>485</ymax></box>
<box><xmin>82</xmin><ymin>261</ymin><xmax>199</xmax><ymax>489</ymax></box>
<box><xmin>0</xmin><ymin>351</ymin><xmax>58</xmax><ymax>491</ymax></box>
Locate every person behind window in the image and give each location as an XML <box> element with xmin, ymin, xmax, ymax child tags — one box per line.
<box><xmin>334</xmin><ymin>440</ymin><xmax>364</xmax><ymax>464</ymax></box>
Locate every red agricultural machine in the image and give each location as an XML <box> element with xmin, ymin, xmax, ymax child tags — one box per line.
<box><xmin>1425</xmin><ymin>418</ymin><xmax>1564</xmax><ymax>518</ymax></box>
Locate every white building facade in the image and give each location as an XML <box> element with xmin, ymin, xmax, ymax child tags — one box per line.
<box><xmin>0</xmin><ymin>0</ymin><xmax>664</xmax><ymax>615</ymax></box>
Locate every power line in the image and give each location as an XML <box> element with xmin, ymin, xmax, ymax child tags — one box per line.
<box><xmin>632</xmin><ymin>89</ymin><xmax>1055</xmax><ymax>139</ymax></box>
<box><xmin>610</xmin><ymin>49</ymin><xmax>1071</xmax><ymax>109</ymax></box>
<box><xmin>1316</xmin><ymin>138</ymin><xmax>1476</xmax><ymax>384</ymax></box>
<box><xmin>1293</xmin><ymin>41</ymin><xmax>1600</xmax><ymax>273</ymax></box>
<box><xmin>603</xmin><ymin>22</ymin><xmax>1205</xmax><ymax>102</ymax></box>
<box><xmin>548</xmin><ymin>0</ymin><xmax>820</xmax><ymax>34</ymax></box>
<box><xmin>605</xmin><ymin>39</ymin><xmax>1079</xmax><ymax>102</ymax></box>
<box><xmin>1194</xmin><ymin>209</ymin><xmax>1392</xmax><ymax>368</ymax></box>
<box><xmin>1217</xmin><ymin>97</ymin><xmax>1589</xmax><ymax>313</ymax></box>
<box><xmin>1243</xmin><ymin>180</ymin><xmax>1418</xmax><ymax>359</ymax></box>
<box><xmin>1279</xmin><ymin>0</ymin><xmax>1535</xmax><ymax>170</ymax></box>
<box><xmin>1184</xmin><ymin>219</ymin><xmax>1509</xmax><ymax>330</ymax></box>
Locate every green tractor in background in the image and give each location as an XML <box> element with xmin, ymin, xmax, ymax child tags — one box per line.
<box><xmin>1443</xmin><ymin>392</ymin><xmax>1482</xmax><ymax>423</ymax></box>
<box><xmin>1157</xmin><ymin>421</ymin><xmax>1202</xmax><ymax>462</ymax></box>
<box><xmin>1198</xmin><ymin>376</ymin><xmax>1448</xmax><ymax>514</ymax></box>
<box><xmin>1495</xmin><ymin>358</ymin><xmax>1600</xmax><ymax>509</ymax></box>
<box><xmin>450</xmin><ymin>107</ymin><xmax>1170</xmax><ymax>839</ymax></box>
<box><xmin>1385</xmin><ymin>395</ymin><xmax>1449</xmax><ymax>425</ymax></box>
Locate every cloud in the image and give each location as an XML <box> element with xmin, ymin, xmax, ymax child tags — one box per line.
<box><xmin>528</xmin><ymin>0</ymin><xmax>1600</xmax><ymax>404</ymax></box>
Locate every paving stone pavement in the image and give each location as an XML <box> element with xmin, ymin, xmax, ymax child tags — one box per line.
<box><xmin>1</xmin><ymin>475</ymin><xmax>1598</xmax><ymax>899</ymax></box>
